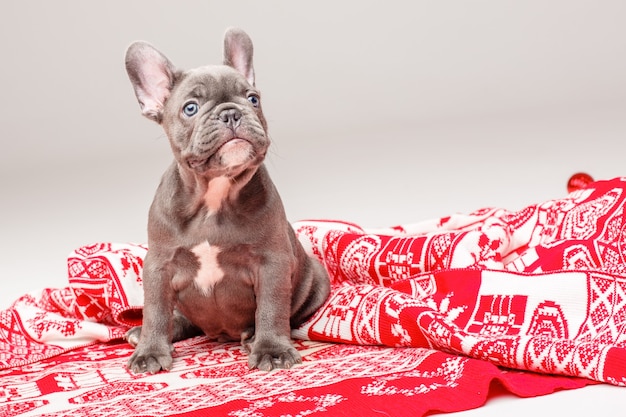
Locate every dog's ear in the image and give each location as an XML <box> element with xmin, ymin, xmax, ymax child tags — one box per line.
<box><xmin>223</xmin><ymin>28</ymin><xmax>255</xmax><ymax>86</ymax></box>
<box><xmin>125</xmin><ymin>41</ymin><xmax>177</xmax><ymax>123</ymax></box>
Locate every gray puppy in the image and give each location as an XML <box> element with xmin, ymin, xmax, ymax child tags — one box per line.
<box><xmin>124</xmin><ymin>28</ymin><xmax>330</xmax><ymax>373</ymax></box>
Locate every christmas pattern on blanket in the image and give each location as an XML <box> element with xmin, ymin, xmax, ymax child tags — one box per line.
<box><xmin>0</xmin><ymin>176</ymin><xmax>625</xmax><ymax>415</ymax></box>
<box><xmin>0</xmin><ymin>337</ymin><xmax>590</xmax><ymax>417</ymax></box>
<box><xmin>294</xmin><ymin>178</ymin><xmax>626</xmax><ymax>385</ymax></box>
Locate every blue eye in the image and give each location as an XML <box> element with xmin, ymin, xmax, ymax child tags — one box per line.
<box><xmin>247</xmin><ymin>95</ymin><xmax>260</xmax><ymax>107</ymax></box>
<box><xmin>183</xmin><ymin>102</ymin><xmax>199</xmax><ymax>117</ymax></box>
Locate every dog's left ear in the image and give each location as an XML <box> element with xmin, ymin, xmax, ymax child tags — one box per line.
<box><xmin>223</xmin><ymin>27</ymin><xmax>255</xmax><ymax>86</ymax></box>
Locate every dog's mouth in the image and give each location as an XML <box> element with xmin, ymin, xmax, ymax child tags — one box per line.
<box><xmin>186</xmin><ymin>138</ymin><xmax>258</xmax><ymax>173</ymax></box>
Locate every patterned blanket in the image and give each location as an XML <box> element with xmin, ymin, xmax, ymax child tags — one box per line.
<box><xmin>1</xmin><ymin>175</ymin><xmax>625</xmax><ymax>416</ymax></box>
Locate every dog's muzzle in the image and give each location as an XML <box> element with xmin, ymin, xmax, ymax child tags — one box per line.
<box><xmin>186</xmin><ymin>138</ymin><xmax>256</xmax><ymax>172</ymax></box>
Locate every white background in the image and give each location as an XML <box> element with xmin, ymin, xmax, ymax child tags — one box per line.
<box><xmin>0</xmin><ymin>1</ymin><xmax>624</xmax><ymax>415</ymax></box>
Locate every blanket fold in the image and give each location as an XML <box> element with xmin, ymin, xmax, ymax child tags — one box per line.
<box><xmin>2</xmin><ymin>177</ymin><xmax>626</xmax><ymax>388</ymax></box>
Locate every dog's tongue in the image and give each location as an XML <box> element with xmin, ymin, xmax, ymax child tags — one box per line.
<box><xmin>218</xmin><ymin>138</ymin><xmax>253</xmax><ymax>167</ymax></box>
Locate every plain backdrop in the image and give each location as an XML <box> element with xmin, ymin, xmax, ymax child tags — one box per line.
<box><xmin>1</xmin><ymin>1</ymin><xmax>625</xmax><ymax>415</ymax></box>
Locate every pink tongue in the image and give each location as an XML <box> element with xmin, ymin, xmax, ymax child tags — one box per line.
<box><xmin>218</xmin><ymin>139</ymin><xmax>253</xmax><ymax>166</ymax></box>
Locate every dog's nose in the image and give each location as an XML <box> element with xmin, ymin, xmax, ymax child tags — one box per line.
<box><xmin>219</xmin><ymin>108</ymin><xmax>242</xmax><ymax>129</ymax></box>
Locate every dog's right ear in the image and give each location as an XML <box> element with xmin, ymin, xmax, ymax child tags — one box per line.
<box><xmin>125</xmin><ymin>41</ymin><xmax>177</xmax><ymax>123</ymax></box>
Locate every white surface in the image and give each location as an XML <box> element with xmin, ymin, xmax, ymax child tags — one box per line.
<box><xmin>0</xmin><ymin>1</ymin><xmax>624</xmax><ymax>415</ymax></box>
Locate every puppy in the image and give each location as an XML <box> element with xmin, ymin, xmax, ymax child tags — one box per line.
<box><xmin>124</xmin><ymin>28</ymin><xmax>330</xmax><ymax>373</ymax></box>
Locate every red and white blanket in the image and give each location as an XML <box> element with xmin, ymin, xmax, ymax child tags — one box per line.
<box><xmin>2</xmin><ymin>176</ymin><xmax>625</xmax><ymax>416</ymax></box>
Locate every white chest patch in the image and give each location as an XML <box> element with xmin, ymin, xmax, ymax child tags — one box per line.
<box><xmin>191</xmin><ymin>241</ymin><xmax>225</xmax><ymax>294</ymax></box>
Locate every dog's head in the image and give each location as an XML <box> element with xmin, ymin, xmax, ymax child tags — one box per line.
<box><xmin>126</xmin><ymin>28</ymin><xmax>269</xmax><ymax>179</ymax></box>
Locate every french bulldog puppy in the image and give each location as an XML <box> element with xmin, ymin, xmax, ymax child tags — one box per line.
<box><xmin>124</xmin><ymin>28</ymin><xmax>330</xmax><ymax>373</ymax></box>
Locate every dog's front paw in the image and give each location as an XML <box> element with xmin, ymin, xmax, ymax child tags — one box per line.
<box><xmin>246</xmin><ymin>337</ymin><xmax>302</xmax><ymax>372</ymax></box>
<box><xmin>126</xmin><ymin>341</ymin><xmax>174</xmax><ymax>374</ymax></box>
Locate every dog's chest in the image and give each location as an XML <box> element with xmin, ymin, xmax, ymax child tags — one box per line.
<box><xmin>190</xmin><ymin>241</ymin><xmax>224</xmax><ymax>293</ymax></box>
<box><xmin>171</xmin><ymin>239</ymin><xmax>259</xmax><ymax>339</ymax></box>
<box><xmin>170</xmin><ymin>241</ymin><xmax>225</xmax><ymax>295</ymax></box>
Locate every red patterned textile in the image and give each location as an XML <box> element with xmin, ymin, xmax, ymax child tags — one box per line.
<box><xmin>0</xmin><ymin>338</ymin><xmax>590</xmax><ymax>417</ymax></box>
<box><xmin>2</xmin><ymin>176</ymin><xmax>626</xmax><ymax>416</ymax></box>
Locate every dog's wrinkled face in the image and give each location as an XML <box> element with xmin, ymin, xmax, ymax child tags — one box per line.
<box><xmin>125</xmin><ymin>29</ymin><xmax>269</xmax><ymax>179</ymax></box>
<box><xmin>163</xmin><ymin>66</ymin><xmax>269</xmax><ymax>178</ymax></box>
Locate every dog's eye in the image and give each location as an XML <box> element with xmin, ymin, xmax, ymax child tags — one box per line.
<box><xmin>182</xmin><ymin>102</ymin><xmax>199</xmax><ymax>117</ymax></box>
<box><xmin>247</xmin><ymin>95</ymin><xmax>260</xmax><ymax>107</ymax></box>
